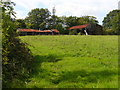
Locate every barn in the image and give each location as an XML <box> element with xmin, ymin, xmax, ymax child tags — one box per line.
<box><xmin>69</xmin><ymin>24</ymin><xmax>103</xmax><ymax>35</ymax></box>
<box><xmin>52</xmin><ymin>29</ymin><xmax>60</xmax><ymax>35</ymax></box>
<box><xmin>17</xmin><ymin>29</ymin><xmax>60</xmax><ymax>36</ymax></box>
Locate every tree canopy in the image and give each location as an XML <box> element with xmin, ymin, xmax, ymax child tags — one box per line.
<box><xmin>16</xmin><ymin>19</ymin><xmax>26</xmax><ymax>29</ymax></box>
<box><xmin>102</xmin><ymin>10</ymin><xmax>120</xmax><ymax>35</ymax></box>
<box><xmin>23</xmin><ymin>8</ymin><xmax>99</xmax><ymax>32</ymax></box>
<box><xmin>25</xmin><ymin>8</ymin><xmax>50</xmax><ymax>30</ymax></box>
<box><xmin>15</xmin><ymin>7</ymin><xmax>120</xmax><ymax>35</ymax></box>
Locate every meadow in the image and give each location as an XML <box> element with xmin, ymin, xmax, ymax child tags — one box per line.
<box><xmin>20</xmin><ymin>35</ymin><xmax>118</xmax><ymax>88</ymax></box>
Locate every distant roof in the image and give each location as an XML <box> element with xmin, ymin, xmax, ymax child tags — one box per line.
<box><xmin>69</xmin><ymin>24</ymin><xmax>90</xmax><ymax>30</ymax></box>
<box><xmin>44</xmin><ymin>30</ymin><xmax>52</xmax><ymax>32</ymax></box>
<box><xmin>18</xmin><ymin>29</ymin><xmax>59</xmax><ymax>33</ymax></box>
<box><xmin>52</xmin><ymin>29</ymin><xmax>60</xmax><ymax>33</ymax></box>
<box><xmin>18</xmin><ymin>29</ymin><xmax>42</xmax><ymax>32</ymax></box>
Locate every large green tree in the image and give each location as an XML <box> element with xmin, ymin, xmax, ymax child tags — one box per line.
<box><xmin>102</xmin><ymin>10</ymin><xmax>120</xmax><ymax>35</ymax></box>
<box><xmin>25</xmin><ymin>8</ymin><xmax>50</xmax><ymax>30</ymax></box>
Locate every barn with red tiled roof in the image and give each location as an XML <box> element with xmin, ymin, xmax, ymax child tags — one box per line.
<box><xmin>68</xmin><ymin>24</ymin><xmax>103</xmax><ymax>35</ymax></box>
<box><xmin>51</xmin><ymin>29</ymin><xmax>60</xmax><ymax>35</ymax></box>
<box><xmin>17</xmin><ymin>29</ymin><xmax>60</xmax><ymax>36</ymax></box>
<box><xmin>69</xmin><ymin>24</ymin><xmax>90</xmax><ymax>30</ymax></box>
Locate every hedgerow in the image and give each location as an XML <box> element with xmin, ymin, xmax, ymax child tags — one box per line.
<box><xmin>2</xmin><ymin>2</ymin><xmax>33</xmax><ymax>88</ymax></box>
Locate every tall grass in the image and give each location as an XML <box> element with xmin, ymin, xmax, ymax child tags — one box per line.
<box><xmin>20</xmin><ymin>35</ymin><xmax>118</xmax><ymax>88</ymax></box>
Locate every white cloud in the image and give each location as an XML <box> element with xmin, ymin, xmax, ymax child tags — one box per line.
<box><xmin>11</xmin><ymin>0</ymin><xmax>119</xmax><ymax>24</ymax></box>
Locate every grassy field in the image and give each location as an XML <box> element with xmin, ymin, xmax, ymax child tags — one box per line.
<box><xmin>20</xmin><ymin>35</ymin><xmax>118</xmax><ymax>88</ymax></box>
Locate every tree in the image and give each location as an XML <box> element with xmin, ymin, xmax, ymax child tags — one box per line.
<box><xmin>64</xmin><ymin>16</ymin><xmax>79</xmax><ymax>27</ymax></box>
<box><xmin>41</xmin><ymin>15</ymin><xmax>62</xmax><ymax>29</ymax></box>
<box><xmin>25</xmin><ymin>8</ymin><xmax>50</xmax><ymax>30</ymax></box>
<box><xmin>78</xmin><ymin>16</ymin><xmax>98</xmax><ymax>25</ymax></box>
<box><xmin>102</xmin><ymin>10</ymin><xmax>120</xmax><ymax>35</ymax></box>
<box><xmin>16</xmin><ymin>19</ymin><xmax>26</xmax><ymax>29</ymax></box>
<box><xmin>2</xmin><ymin>1</ymin><xmax>33</xmax><ymax>87</ymax></box>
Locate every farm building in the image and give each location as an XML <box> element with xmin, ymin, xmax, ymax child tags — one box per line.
<box><xmin>52</xmin><ymin>29</ymin><xmax>60</xmax><ymax>35</ymax></box>
<box><xmin>69</xmin><ymin>24</ymin><xmax>103</xmax><ymax>35</ymax></box>
<box><xmin>17</xmin><ymin>29</ymin><xmax>60</xmax><ymax>36</ymax></box>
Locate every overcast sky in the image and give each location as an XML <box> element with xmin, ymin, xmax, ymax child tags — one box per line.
<box><xmin>12</xmin><ymin>0</ymin><xmax>119</xmax><ymax>25</ymax></box>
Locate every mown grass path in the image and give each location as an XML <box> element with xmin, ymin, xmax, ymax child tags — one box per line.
<box><xmin>20</xmin><ymin>35</ymin><xmax>118</xmax><ymax>88</ymax></box>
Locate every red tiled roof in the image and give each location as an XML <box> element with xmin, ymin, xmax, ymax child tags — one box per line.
<box><xmin>34</xmin><ymin>30</ymin><xmax>44</xmax><ymax>32</ymax></box>
<box><xmin>69</xmin><ymin>24</ymin><xmax>90</xmax><ymax>30</ymax></box>
<box><xmin>18</xmin><ymin>29</ymin><xmax>59</xmax><ymax>33</ymax></box>
<box><xmin>18</xmin><ymin>29</ymin><xmax>40</xmax><ymax>32</ymax></box>
<box><xmin>52</xmin><ymin>29</ymin><xmax>59</xmax><ymax>33</ymax></box>
<box><xmin>44</xmin><ymin>30</ymin><xmax>52</xmax><ymax>32</ymax></box>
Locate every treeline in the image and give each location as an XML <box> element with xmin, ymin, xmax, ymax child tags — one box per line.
<box><xmin>16</xmin><ymin>8</ymin><xmax>120</xmax><ymax>35</ymax></box>
<box><xmin>16</xmin><ymin>8</ymin><xmax>99</xmax><ymax>35</ymax></box>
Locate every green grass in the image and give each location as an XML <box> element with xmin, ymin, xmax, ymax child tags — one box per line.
<box><xmin>20</xmin><ymin>35</ymin><xmax>118</xmax><ymax>88</ymax></box>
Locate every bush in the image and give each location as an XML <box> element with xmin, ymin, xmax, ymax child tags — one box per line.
<box><xmin>2</xmin><ymin>2</ymin><xmax>33</xmax><ymax>88</ymax></box>
<box><xmin>103</xmin><ymin>29</ymin><xmax>115</xmax><ymax>35</ymax></box>
<box><xmin>2</xmin><ymin>36</ymin><xmax>33</xmax><ymax>88</ymax></box>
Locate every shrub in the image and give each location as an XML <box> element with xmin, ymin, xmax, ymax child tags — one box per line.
<box><xmin>2</xmin><ymin>2</ymin><xmax>33</xmax><ymax>88</ymax></box>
